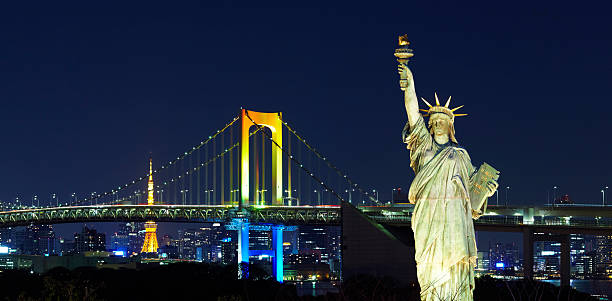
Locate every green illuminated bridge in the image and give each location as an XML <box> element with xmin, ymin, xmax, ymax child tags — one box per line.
<box><xmin>1</xmin><ymin>204</ymin><xmax>611</xmax><ymax>233</ymax></box>
<box><xmin>0</xmin><ymin>205</ymin><xmax>341</xmax><ymax>228</ymax></box>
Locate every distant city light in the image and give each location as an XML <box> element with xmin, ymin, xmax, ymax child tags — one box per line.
<box><xmin>0</xmin><ymin>246</ymin><xmax>9</xmax><ymax>254</ymax></box>
<box><xmin>541</xmin><ymin>251</ymin><xmax>555</xmax><ymax>256</ymax></box>
<box><xmin>495</xmin><ymin>262</ymin><xmax>504</xmax><ymax>268</ymax></box>
<box><xmin>112</xmin><ymin>250</ymin><xmax>125</xmax><ymax>257</ymax></box>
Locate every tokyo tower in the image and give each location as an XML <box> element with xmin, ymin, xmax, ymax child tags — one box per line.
<box><xmin>141</xmin><ymin>158</ymin><xmax>159</xmax><ymax>254</ymax></box>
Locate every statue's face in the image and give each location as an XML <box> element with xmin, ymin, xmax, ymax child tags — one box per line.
<box><xmin>429</xmin><ymin>114</ymin><xmax>451</xmax><ymax>137</ymax></box>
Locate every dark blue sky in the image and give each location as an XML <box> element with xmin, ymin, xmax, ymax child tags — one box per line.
<box><xmin>0</xmin><ymin>1</ymin><xmax>611</xmax><ymax>214</ymax></box>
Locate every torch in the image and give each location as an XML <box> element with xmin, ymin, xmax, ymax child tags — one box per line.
<box><xmin>394</xmin><ymin>35</ymin><xmax>414</xmax><ymax>89</ymax></box>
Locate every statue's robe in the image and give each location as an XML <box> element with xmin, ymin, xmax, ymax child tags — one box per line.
<box><xmin>402</xmin><ymin>115</ymin><xmax>477</xmax><ymax>301</ymax></box>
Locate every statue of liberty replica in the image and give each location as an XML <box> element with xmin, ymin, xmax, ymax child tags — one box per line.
<box><xmin>396</xmin><ymin>35</ymin><xmax>499</xmax><ymax>301</ymax></box>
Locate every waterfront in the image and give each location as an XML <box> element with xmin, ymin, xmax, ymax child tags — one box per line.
<box><xmin>544</xmin><ymin>280</ymin><xmax>612</xmax><ymax>299</ymax></box>
<box><xmin>294</xmin><ymin>281</ymin><xmax>339</xmax><ymax>297</ymax></box>
<box><xmin>296</xmin><ymin>280</ymin><xmax>612</xmax><ymax>299</ymax></box>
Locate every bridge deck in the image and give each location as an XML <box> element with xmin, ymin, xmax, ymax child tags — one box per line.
<box><xmin>0</xmin><ymin>204</ymin><xmax>610</xmax><ymax>233</ymax></box>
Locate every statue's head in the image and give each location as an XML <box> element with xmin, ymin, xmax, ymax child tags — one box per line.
<box><xmin>428</xmin><ymin>113</ymin><xmax>457</xmax><ymax>144</ymax></box>
<box><xmin>420</xmin><ymin>93</ymin><xmax>467</xmax><ymax>144</ymax></box>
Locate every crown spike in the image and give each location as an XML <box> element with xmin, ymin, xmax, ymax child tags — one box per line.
<box><xmin>451</xmin><ymin>105</ymin><xmax>464</xmax><ymax>112</ymax></box>
<box><xmin>444</xmin><ymin>96</ymin><xmax>452</xmax><ymax>108</ymax></box>
<box><xmin>421</xmin><ymin>97</ymin><xmax>433</xmax><ymax>108</ymax></box>
<box><xmin>454</xmin><ymin>113</ymin><xmax>468</xmax><ymax>117</ymax></box>
<box><xmin>434</xmin><ymin>92</ymin><xmax>440</xmax><ymax>106</ymax></box>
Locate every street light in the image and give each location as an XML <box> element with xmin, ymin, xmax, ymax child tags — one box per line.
<box><xmin>284</xmin><ymin>189</ymin><xmax>297</xmax><ymax>206</ymax></box>
<box><xmin>156</xmin><ymin>189</ymin><xmax>164</xmax><ymax>204</ymax></box>
<box><xmin>345</xmin><ymin>189</ymin><xmax>354</xmax><ymax>204</ymax></box>
<box><xmin>372</xmin><ymin>189</ymin><xmax>379</xmax><ymax>203</ymax></box>
<box><xmin>553</xmin><ymin>186</ymin><xmax>558</xmax><ymax>205</ymax></box>
<box><xmin>230</xmin><ymin>189</ymin><xmax>239</xmax><ymax>204</ymax></box>
<box><xmin>313</xmin><ymin>190</ymin><xmax>321</xmax><ymax>206</ymax></box>
<box><xmin>602</xmin><ymin>186</ymin><xmax>609</xmax><ymax>206</ymax></box>
<box><xmin>391</xmin><ymin>188</ymin><xmax>397</xmax><ymax>203</ymax></box>
<box><xmin>258</xmin><ymin>189</ymin><xmax>267</xmax><ymax>204</ymax></box>
<box><xmin>204</xmin><ymin>189</ymin><xmax>214</xmax><ymax>205</ymax></box>
<box><xmin>496</xmin><ymin>190</ymin><xmax>499</xmax><ymax>206</ymax></box>
<box><xmin>134</xmin><ymin>190</ymin><xmax>140</xmax><ymax>204</ymax></box>
<box><xmin>505</xmin><ymin>187</ymin><xmax>510</xmax><ymax>206</ymax></box>
<box><xmin>180</xmin><ymin>189</ymin><xmax>189</xmax><ymax>205</ymax></box>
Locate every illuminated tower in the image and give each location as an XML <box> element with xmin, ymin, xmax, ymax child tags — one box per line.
<box><xmin>141</xmin><ymin>158</ymin><xmax>159</xmax><ymax>254</ymax></box>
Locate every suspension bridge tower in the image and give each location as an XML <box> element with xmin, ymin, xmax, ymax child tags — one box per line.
<box><xmin>141</xmin><ymin>158</ymin><xmax>159</xmax><ymax>254</ymax></box>
<box><xmin>235</xmin><ymin>109</ymin><xmax>287</xmax><ymax>282</ymax></box>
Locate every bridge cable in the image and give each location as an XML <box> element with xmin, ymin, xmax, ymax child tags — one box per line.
<box><xmin>69</xmin><ymin>115</ymin><xmax>240</xmax><ymax>206</ymax></box>
<box><xmin>280</xmin><ymin>119</ymin><xmax>381</xmax><ymax>205</ymax></box>
<box><xmin>244</xmin><ymin>111</ymin><xmax>349</xmax><ymax>205</ymax></box>
<box><xmin>100</xmin><ymin>127</ymin><xmax>265</xmax><ymax>205</ymax></box>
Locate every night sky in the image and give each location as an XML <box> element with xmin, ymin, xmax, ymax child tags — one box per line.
<box><xmin>0</xmin><ymin>2</ymin><xmax>611</xmax><ymax>243</ymax></box>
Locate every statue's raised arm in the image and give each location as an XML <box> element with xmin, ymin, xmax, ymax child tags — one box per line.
<box><xmin>394</xmin><ymin>35</ymin><xmax>419</xmax><ymax>127</ymax></box>
<box><xmin>398</xmin><ymin>64</ymin><xmax>420</xmax><ymax>128</ymax></box>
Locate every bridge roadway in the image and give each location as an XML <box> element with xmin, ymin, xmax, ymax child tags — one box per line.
<box><xmin>0</xmin><ymin>204</ymin><xmax>341</xmax><ymax>227</ymax></box>
<box><xmin>361</xmin><ymin>204</ymin><xmax>612</xmax><ymax>234</ymax></box>
<box><xmin>1</xmin><ymin>204</ymin><xmax>611</xmax><ymax>232</ymax></box>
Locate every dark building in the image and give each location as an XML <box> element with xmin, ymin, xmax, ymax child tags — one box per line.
<box><xmin>0</xmin><ymin>227</ymin><xmax>14</xmax><ymax>247</ymax></box>
<box><xmin>74</xmin><ymin>227</ymin><xmax>106</xmax><ymax>254</ymax></box>
<box><xmin>221</xmin><ymin>237</ymin><xmax>236</xmax><ymax>265</ymax></box>
<box><xmin>488</xmin><ymin>242</ymin><xmax>519</xmax><ymax>272</ymax></box>
<box><xmin>16</xmin><ymin>225</ymin><xmax>56</xmax><ymax>255</ymax></box>
<box><xmin>158</xmin><ymin>244</ymin><xmax>179</xmax><ymax>259</ymax></box>
<box><xmin>283</xmin><ymin>230</ymin><xmax>298</xmax><ymax>255</ymax></box>
<box><xmin>594</xmin><ymin>235</ymin><xmax>612</xmax><ymax>278</ymax></box>
<box><xmin>249</xmin><ymin>230</ymin><xmax>271</xmax><ymax>250</ymax></box>
<box><xmin>123</xmin><ymin>223</ymin><xmax>144</xmax><ymax>255</ymax></box>
<box><xmin>298</xmin><ymin>226</ymin><xmax>329</xmax><ymax>264</ymax></box>
<box><xmin>110</xmin><ymin>231</ymin><xmax>129</xmax><ymax>253</ymax></box>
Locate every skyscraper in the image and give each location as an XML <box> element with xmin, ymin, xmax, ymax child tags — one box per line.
<box><xmin>594</xmin><ymin>235</ymin><xmax>612</xmax><ymax>278</ymax></box>
<box><xmin>21</xmin><ymin>224</ymin><xmax>55</xmax><ymax>255</ymax></box>
<box><xmin>74</xmin><ymin>227</ymin><xmax>106</xmax><ymax>254</ymax></box>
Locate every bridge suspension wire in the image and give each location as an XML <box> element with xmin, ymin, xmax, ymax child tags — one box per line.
<box><xmin>287</xmin><ymin>129</ymin><xmax>292</xmax><ymax>205</ymax></box>
<box><xmin>205</xmin><ymin>140</ymin><xmax>209</xmax><ymax>205</ymax></box>
<box><xmin>261</xmin><ymin>130</ymin><xmax>265</xmax><ymax>205</ymax></box>
<box><xmin>244</xmin><ymin>111</ymin><xmax>348</xmax><ymax>205</ymax></box>
<box><xmin>213</xmin><ymin>134</ymin><xmax>217</xmax><ymax>205</ymax></box>
<box><xmin>94</xmin><ymin>126</ymin><xmax>265</xmax><ymax>206</ymax></box>
<box><xmin>197</xmin><ymin>142</ymin><xmax>201</xmax><ymax>204</ymax></box>
<box><xmin>189</xmin><ymin>147</ymin><xmax>193</xmax><ymax>205</ymax></box>
<box><xmin>297</xmin><ymin>134</ymin><xmax>302</xmax><ymax>204</ymax></box>
<box><xmin>68</xmin><ymin>115</ymin><xmax>240</xmax><ymax>207</ymax></box>
<box><xmin>280</xmin><ymin>119</ymin><xmax>381</xmax><ymax>205</ymax></box>
<box><xmin>227</xmin><ymin>128</ymin><xmax>234</xmax><ymax>205</ymax></box>
<box><xmin>219</xmin><ymin>126</ymin><xmax>225</xmax><ymax>205</ymax></box>
<box><xmin>149</xmin><ymin>128</ymin><xmax>263</xmax><ymax>204</ymax></box>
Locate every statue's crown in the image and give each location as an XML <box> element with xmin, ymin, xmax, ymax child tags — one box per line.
<box><xmin>420</xmin><ymin>92</ymin><xmax>467</xmax><ymax>122</ymax></box>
